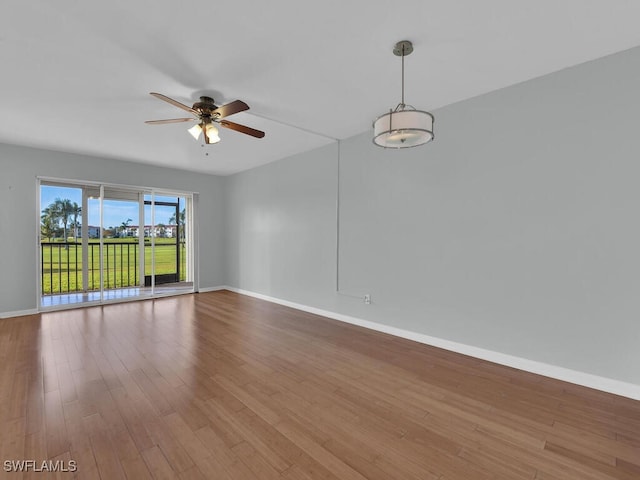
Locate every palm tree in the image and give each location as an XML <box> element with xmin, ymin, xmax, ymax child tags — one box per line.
<box><xmin>70</xmin><ymin>202</ymin><xmax>81</xmax><ymax>242</ymax></box>
<box><xmin>53</xmin><ymin>198</ymin><xmax>74</xmax><ymax>244</ymax></box>
<box><xmin>120</xmin><ymin>218</ymin><xmax>132</xmax><ymax>238</ymax></box>
<box><xmin>40</xmin><ymin>207</ymin><xmax>58</xmax><ymax>241</ymax></box>
<box><xmin>42</xmin><ymin>203</ymin><xmax>59</xmax><ymax>239</ymax></box>
<box><xmin>169</xmin><ymin>208</ymin><xmax>186</xmax><ymax>240</ymax></box>
<box><xmin>41</xmin><ymin>202</ymin><xmax>65</xmax><ymax>241</ymax></box>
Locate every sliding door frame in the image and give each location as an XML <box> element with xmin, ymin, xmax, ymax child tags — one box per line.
<box><xmin>36</xmin><ymin>176</ymin><xmax>198</xmax><ymax>312</ymax></box>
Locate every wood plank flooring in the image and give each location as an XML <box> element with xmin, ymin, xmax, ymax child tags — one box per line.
<box><xmin>0</xmin><ymin>290</ymin><xmax>638</xmax><ymax>479</ymax></box>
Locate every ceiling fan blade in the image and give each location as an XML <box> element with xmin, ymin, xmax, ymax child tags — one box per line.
<box><xmin>145</xmin><ymin>118</ymin><xmax>194</xmax><ymax>125</ymax></box>
<box><xmin>220</xmin><ymin>120</ymin><xmax>265</xmax><ymax>138</ymax></box>
<box><xmin>149</xmin><ymin>92</ymin><xmax>197</xmax><ymax>114</ymax></box>
<box><xmin>212</xmin><ymin>100</ymin><xmax>249</xmax><ymax>119</ymax></box>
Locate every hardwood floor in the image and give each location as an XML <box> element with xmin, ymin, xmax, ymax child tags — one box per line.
<box><xmin>1</xmin><ymin>290</ymin><xmax>638</xmax><ymax>479</ymax></box>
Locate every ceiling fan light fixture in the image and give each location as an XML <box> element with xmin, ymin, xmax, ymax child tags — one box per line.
<box><xmin>373</xmin><ymin>40</ymin><xmax>434</xmax><ymax>149</ymax></box>
<box><xmin>205</xmin><ymin>123</ymin><xmax>220</xmax><ymax>144</ymax></box>
<box><xmin>188</xmin><ymin>123</ymin><xmax>203</xmax><ymax>140</ymax></box>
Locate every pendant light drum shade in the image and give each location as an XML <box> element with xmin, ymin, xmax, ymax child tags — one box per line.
<box><xmin>373</xmin><ymin>40</ymin><xmax>434</xmax><ymax>149</ymax></box>
<box><xmin>373</xmin><ymin>109</ymin><xmax>434</xmax><ymax>148</ymax></box>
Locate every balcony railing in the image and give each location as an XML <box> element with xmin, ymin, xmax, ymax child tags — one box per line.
<box><xmin>40</xmin><ymin>241</ymin><xmax>185</xmax><ymax>295</ymax></box>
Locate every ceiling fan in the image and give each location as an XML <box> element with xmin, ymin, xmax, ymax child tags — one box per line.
<box><xmin>145</xmin><ymin>92</ymin><xmax>265</xmax><ymax>144</ymax></box>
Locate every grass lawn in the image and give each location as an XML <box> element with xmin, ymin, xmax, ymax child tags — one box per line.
<box><xmin>41</xmin><ymin>239</ymin><xmax>186</xmax><ymax>294</ymax></box>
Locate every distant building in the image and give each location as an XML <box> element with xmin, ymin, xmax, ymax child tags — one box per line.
<box><xmin>120</xmin><ymin>225</ymin><xmax>177</xmax><ymax>238</ymax></box>
<box><xmin>79</xmin><ymin>225</ymin><xmax>177</xmax><ymax>239</ymax></box>
<box><xmin>78</xmin><ymin>225</ymin><xmax>101</xmax><ymax>238</ymax></box>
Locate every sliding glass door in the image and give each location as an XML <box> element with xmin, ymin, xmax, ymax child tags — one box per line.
<box><xmin>98</xmin><ymin>186</ymin><xmax>146</xmax><ymax>302</ymax></box>
<box><xmin>144</xmin><ymin>195</ymin><xmax>185</xmax><ymax>288</ymax></box>
<box><xmin>39</xmin><ymin>179</ymin><xmax>195</xmax><ymax>309</ymax></box>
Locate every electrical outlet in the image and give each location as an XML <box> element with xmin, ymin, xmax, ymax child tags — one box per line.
<box><xmin>364</xmin><ymin>294</ymin><xmax>371</xmax><ymax>305</ymax></box>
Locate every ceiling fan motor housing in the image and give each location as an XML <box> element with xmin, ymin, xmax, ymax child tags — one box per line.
<box><xmin>193</xmin><ymin>96</ymin><xmax>218</xmax><ymax>117</ymax></box>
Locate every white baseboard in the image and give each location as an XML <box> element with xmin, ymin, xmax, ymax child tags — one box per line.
<box><xmin>198</xmin><ymin>286</ymin><xmax>227</xmax><ymax>293</ymax></box>
<box><xmin>0</xmin><ymin>308</ymin><xmax>39</xmax><ymax>319</ymax></box>
<box><xmin>220</xmin><ymin>286</ymin><xmax>640</xmax><ymax>401</ymax></box>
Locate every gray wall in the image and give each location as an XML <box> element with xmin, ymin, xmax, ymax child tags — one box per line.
<box><xmin>0</xmin><ymin>144</ymin><xmax>226</xmax><ymax>313</ymax></box>
<box><xmin>224</xmin><ymin>46</ymin><xmax>640</xmax><ymax>385</ymax></box>
<box><xmin>224</xmin><ymin>144</ymin><xmax>338</xmax><ymax>306</ymax></box>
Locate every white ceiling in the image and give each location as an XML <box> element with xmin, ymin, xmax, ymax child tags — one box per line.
<box><xmin>2</xmin><ymin>1</ymin><xmax>640</xmax><ymax>175</ymax></box>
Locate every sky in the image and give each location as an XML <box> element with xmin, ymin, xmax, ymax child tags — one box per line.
<box><xmin>41</xmin><ymin>185</ymin><xmax>185</xmax><ymax>228</ymax></box>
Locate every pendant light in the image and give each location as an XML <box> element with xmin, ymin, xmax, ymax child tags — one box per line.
<box><xmin>373</xmin><ymin>40</ymin><xmax>434</xmax><ymax>148</ymax></box>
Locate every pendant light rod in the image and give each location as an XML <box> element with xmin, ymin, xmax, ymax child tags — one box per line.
<box><xmin>393</xmin><ymin>40</ymin><xmax>413</xmax><ymax>109</ymax></box>
<box><xmin>401</xmin><ymin>46</ymin><xmax>405</xmax><ymax>106</ymax></box>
